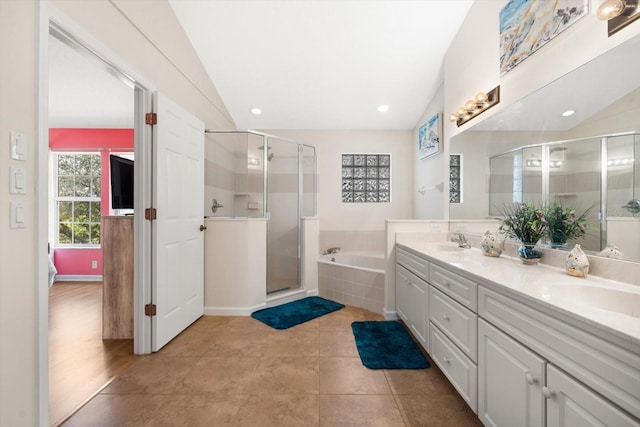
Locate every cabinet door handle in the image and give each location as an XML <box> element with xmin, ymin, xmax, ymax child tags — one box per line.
<box><xmin>542</xmin><ymin>386</ymin><xmax>555</xmax><ymax>399</ymax></box>
<box><xmin>525</xmin><ymin>373</ymin><xmax>537</xmax><ymax>385</ymax></box>
<box><xmin>443</xmin><ymin>280</ymin><xmax>450</xmax><ymax>287</ymax></box>
<box><xmin>443</xmin><ymin>357</ymin><xmax>451</xmax><ymax>364</ymax></box>
<box><xmin>442</xmin><ymin>314</ymin><xmax>450</xmax><ymax>322</ymax></box>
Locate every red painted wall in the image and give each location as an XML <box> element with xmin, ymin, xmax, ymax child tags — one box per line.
<box><xmin>50</xmin><ymin>129</ymin><xmax>134</xmax><ymax>277</ymax></box>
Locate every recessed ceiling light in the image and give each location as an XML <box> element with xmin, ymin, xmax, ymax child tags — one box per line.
<box><xmin>561</xmin><ymin>110</ymin><xmax>575</xmax><ymax>117</ymax></box>
<box><xmin>250</xmin><ymin>108</ymin><xmax>262</xmax><ymax>115</ymax></box>
<box><xmin>377</xmin><ymin>104</ymin><xmax>389</xmax><ymax>112</ymax></box>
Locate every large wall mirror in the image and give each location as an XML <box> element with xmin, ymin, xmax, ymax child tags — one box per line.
<box><xmin>450</xmin><ymin>33</ymin><xmax>640</xmax><ymax>262</ymax></box>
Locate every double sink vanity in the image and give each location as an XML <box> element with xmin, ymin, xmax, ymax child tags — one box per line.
<box><xmin>395</xmin><ymin>239</ymin><xmax>640</xmax><ymax>427</ymax></box>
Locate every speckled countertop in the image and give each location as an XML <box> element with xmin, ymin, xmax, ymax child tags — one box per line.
<box><xmin>396</xmin><ymin>241</ymin><xmax>640</xmax><ymax>352</ymax></box>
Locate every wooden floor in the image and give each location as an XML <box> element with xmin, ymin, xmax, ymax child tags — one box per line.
<box><xmin>49</xmin><ymin>281</ymin><xmax>136</xmax><ymax>426</ymax></box>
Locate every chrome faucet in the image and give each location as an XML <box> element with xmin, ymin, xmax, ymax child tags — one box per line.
<box><xmin>323</xmin><ymin>247</ymin><xmax>341</xmax><ymax>255</ymax></box>
<box><xmin>451</xmin><ymin>233</ymin><xmax>471</xmax><ymax>248</ymax></box>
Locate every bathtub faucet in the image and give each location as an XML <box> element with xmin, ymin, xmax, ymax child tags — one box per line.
<box><xmin>451</xmin><ymin>233</ymin><xmax>471</xmax><ymax>248</ymax></box>
<box><xmin>323</xmin><ymin>247</ymin><xmax>341</xmax><ymax>255</ymax></box>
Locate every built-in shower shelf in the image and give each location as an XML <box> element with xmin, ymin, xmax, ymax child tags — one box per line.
<box><xmin>234</xmin><ymin>193</ymin><xmax>250</xmax><ymax>197</ymax></box>
<box><xmin>553</xmin><ymin>193</ymin><xmax>578</xmax><ymax>197</ymax></box>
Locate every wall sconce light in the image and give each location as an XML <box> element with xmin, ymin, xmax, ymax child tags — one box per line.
<box><xmin>448</xmin><ymin>86</ymin><xmax>500</xmax><ymax>127</ymax></box>
<box><xmin>597</xmin><ymin>0</ymin><xmax>640</xmax><ymax>36</ymax></box>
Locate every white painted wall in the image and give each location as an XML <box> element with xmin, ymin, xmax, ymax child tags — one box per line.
<box><xmin>263</xmin><ymin>130</ymin><xmax>414</xmax><ymax>232</ymax></box>
<box><xmin>413</xmin><ymin>84</ymin><xmax>446</xmax><ymax>219</ymax></box>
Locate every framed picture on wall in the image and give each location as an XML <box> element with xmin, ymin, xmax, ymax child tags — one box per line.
<box><xmin>419</xmin><ymin>113</ymin><xmax>441</xmax><ymax>160</ymax></box>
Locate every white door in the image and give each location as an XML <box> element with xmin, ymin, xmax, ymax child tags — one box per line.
<box><xmin>546</xmin><ymin>364</ymin><xmax>640</xmax><ymax>427</ymax></box>
<box><xmin>152</xmin><ymin>93</ymin><xmax>204</xmax><ymax>351</ymax></box>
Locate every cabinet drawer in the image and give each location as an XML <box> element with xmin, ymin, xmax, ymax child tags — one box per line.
<box><xmin>479</xmin><ymin>286</ymin><xmax>640</xmax><ymax>420</ymax></box>
<box><xmin>430</xmin><ymin>264</ymin><xmax>477</xmax><ymax>311</ymax></box>
<box><xmin>430</xmin><ymin>287</ymin><xmax>477</xmax><ymax>362</ymax></box>
<box><xmin>430</xmin><ymin>324</ymin><xmax>478</xmax><ymax>413</ymax></box>
<box><xmin>396</xmin><ymin>247</ymin><xmax>429</xmax><ymax>282</ymax></box>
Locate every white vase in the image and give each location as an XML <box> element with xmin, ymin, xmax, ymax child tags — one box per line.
<box><xmin>565</xmin><ymin>244</ymin><xmax>589</xmax><ymax>278</ymax></box>
<box><xmin>480</xmin><ymin>230</ymin><xmax>505</xmax><ymax>257</ymax></box>
<box><xmin>598</xmin><ymin>243</ymin><xmax>623</xmax><ymax>259</ymax></box>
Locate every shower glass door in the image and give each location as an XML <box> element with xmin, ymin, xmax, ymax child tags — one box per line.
<box><xmin>265</xmin><ymin>137</ymin><xmax>300</xmax><ymax>294</ymax></box>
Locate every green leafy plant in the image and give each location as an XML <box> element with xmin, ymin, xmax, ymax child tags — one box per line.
<box><xmin>499</xmin><ymin>202</ymin><xmax>548</xmax><ymax>244</ymax></box>
<box><xmin>544</xmin><ymin>203</ymin><xmax>591</xmax><ymax>246</ymax></box>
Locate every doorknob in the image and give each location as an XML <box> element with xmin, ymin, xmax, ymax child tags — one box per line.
<box><xmin>199</xmin><ymin>224</ymin><xmax>207</xmax><ymax>232</ymax></box>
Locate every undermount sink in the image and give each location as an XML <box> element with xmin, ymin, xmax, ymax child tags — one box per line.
<box><xmin>433</xmin><ymin>244</ymin><xmax>466</xmax><ymax>252</ymax></box>
<box><xmin>545</xmin><ymin>285</ymin><xmax>640</xmax><ymax>318</ymax></box>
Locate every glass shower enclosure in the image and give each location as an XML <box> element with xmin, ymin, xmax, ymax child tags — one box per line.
<box><xmin>204</xmin><ymin>130</ymin><xmax>317</xmax><ymax>294</ymax></box>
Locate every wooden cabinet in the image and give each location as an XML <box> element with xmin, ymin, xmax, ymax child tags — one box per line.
<box><xmin>102</xmin><ymin>216</ymin><xmax>134</xmax><ymax>339</ymax></box>
<box><xmin>478</xmin><ymin>318</ymin><xmax>545</xmax><ymax>427</ymax></box>
<box><xmin>546</xmin><ymin>364</ymin><xmax>640</xmax><ymax>427</ymax></box>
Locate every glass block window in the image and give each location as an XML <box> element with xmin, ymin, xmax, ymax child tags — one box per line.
<box><xmin>55</xmin><ymin>153</ymin><xmax>102</xmax><ymax>246</ymax></box>
<box><xmin>449</xmin><ymin>154</ymin><xmax>462</xmax><ymax>203</ymax></box>
<box><xmin>342</xmin><ymin>154</ymin><xmax>391</xmax><ymax>203</ymax></box>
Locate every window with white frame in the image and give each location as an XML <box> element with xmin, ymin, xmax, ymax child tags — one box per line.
<box><xmin>55</xmin><ymin>153</ymin><xmax>102</xmax><ymax>246</ymax></box>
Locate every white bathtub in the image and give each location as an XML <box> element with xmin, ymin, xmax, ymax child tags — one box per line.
<box><xmin>317</xmin><ymin>252</ymin><xmax>385</xmax><ymax>314</ymax></box>
<box><xmin>318</xmin><ymin>252</ymin><xmax>385</xmax><ymax>272</ymax></box>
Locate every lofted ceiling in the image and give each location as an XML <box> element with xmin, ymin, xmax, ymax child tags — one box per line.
<box><xmin>48</xmin><ymin>1</ymin><xmax>473</xmax><ymax>131</ymax></box>
<box><xmin>169</xmin><ymin>0</ymin><xmax>474</xmax><ymax>130</ymax></box>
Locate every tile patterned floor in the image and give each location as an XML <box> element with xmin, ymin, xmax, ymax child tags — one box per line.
<box><xmin>64</xmin><ymin>305</ymin><xmax>482</xmax><ymax>426</ymax></box>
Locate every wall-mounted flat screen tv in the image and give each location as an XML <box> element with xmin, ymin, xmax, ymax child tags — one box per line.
<box><xmin>110</xmin><ymin>155</ymin><xmax>134</xmax><ymax>210</ymax></box>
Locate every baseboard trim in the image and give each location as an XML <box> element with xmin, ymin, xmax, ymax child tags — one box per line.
<box><xmin>204</xmin><ymin>303</ymin><xmax>266</xmax><ymax>316</ymax></box>
<box><xmin>383</xmin><ymin>308</ymin><xmax>398</xmax><ymax>320</ymax></box>
<box><xmin>54</xmin><ymin>275</ymin><xmax>103</xmax><ymax>282</ymax></box>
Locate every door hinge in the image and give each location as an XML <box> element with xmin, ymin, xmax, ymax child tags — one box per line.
<box><xmin>145</xmin><ymin>208</ymin><xmax>157</xmax><ymax>220</ymax></box>
<box><xmin>145</xmin><ymin>304</ymin><xmax>157</xmax><ymax>316</ymax></box>
<box><xmin>145</xmin><ymin>112</ymin><xmax>157</xmax><ymax>125</ymax></box>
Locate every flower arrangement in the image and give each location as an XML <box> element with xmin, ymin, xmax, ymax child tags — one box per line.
<box><xmin>544</xmin><ymin>203</ymin><xmax>591</xmax><ymax>248</ymax></box>
<box><xmin>499</xmin><ymin>202</ymin><xmax>548</xmax><ymax>244</ymax></box>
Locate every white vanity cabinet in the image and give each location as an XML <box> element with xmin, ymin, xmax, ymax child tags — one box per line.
<box><xmin>478</xmin><ymin>318</ymin><xmax>545</xmax><ymax>427</ymax></box>
<box><xmin>395</xmin><ymin>242</ymin><xmax>640</xmax><ymax>427</ymax></box>
<box><xmin>395</xmin><ymin>251</ymin><xmax>429</xmax><ymax>350</ymax></box>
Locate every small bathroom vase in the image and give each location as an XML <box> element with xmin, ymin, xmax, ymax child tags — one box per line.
<box><xmin>565</xmin><ymin>244</ymin><xmax>589</xmax><ymax>278</ymax></box>
<box><xmin>598</xmin><ymin>243</ymin><xmax>623</xmax><ymax>259</ymax></box>
<box><xmin>518</xmin><ymin>242</ymin><xmax>543</xmax><ymax>265</ymax></box>
<box><xmin>481</xmin><ymin>230</ymin><xmax>505</xmax><ymax>257</ymax></box>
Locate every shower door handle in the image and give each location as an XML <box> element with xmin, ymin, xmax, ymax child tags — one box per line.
<box><xmin>199</xmin><ymin>225</ymin><xmax>207</xmax><ymax>232</ymax></box>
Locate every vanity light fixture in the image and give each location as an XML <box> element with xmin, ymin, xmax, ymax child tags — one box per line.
<box><xmin>597</xmin><ymin>0</ymin><xmax>640</xmax><ymax>36</ymax></box>
<box><xmin>562</xmin><ymin>109</ymin><xmax>576</xmax><ymax>117</ymax></box>
<box><xmin>448</xmin><ymin>86</ymin><xmax>500</xmax><ymax>127</ymax></box>
<box><xmin>377</xmin><ymin>104</ymin><xmax>390</xmax><ymax>112</ymax></box>
<box><xmin>250</xmin><ymin>108</ymin><xmax>262</xmax><ymax>115</ymax></box>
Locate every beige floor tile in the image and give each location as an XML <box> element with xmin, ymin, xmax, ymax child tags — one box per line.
<box><xmin>319</xmin><ymin>330</ymin><xmax>358</xmax><ymax>357</ymax></box>
<box><xmin>102</xmin><ymin>355</ymin><xmax>199</xmax><ymax>395</ymax></box>
<box><xmin>384</xmin><ymin>364</ymin><xmax>457</xmax><ymax>395</ymax></box>
<box><xmin>262</xmin><ymin>329</ymin><xmax>319</xmax><ymax>357</ymax></box>
<box><xmin>179</xmin><ymin>357</ymin><xmax>259</xmax><ymax>395</ymax></box>
<box><xmin>236</xmin><ymin>394</ymin><xmax>319</xmax><ymax>427</ymax></box>
<box><xmin>249</xmin><ymin>357</ymin><xmax>319</xmax><ymax>395</ymax></box>
<box><xmin>395</xmin><ymin>394</ymin><xmax>483</xmax><ymax>427</ymax></box>
<box><xmin>63</xmin><ymin>394</ymin><xmax>167</xmax><ymax>426</ymax></box>
<box><xmin>151</xmin><ymin>394</ymin><xmax>247</xmax><ymax>427</ymax></box>
<box><xmin>319</xmin><ymin>357</ymin><xmax>391</xmax><ymax>395</ymax></box>
<box><xmin>319</xmin><ymin>395</ymin><xmax>405</xmax><ymax>427</ymax></box>
<box><xmin>203</xmin><ymin>329</ymin><xmax>270</xmax><ymax>357</ymax></box>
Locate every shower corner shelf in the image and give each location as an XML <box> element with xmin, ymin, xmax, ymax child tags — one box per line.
<box><xmin>554</xmin><ymin>193</ymin><xmax>578</xmax><ymax>198</ymax></box>
<box><xmin>234</xmin><ymin>193</ymin><xmax>250</xmax><ymax>197</ymax></box>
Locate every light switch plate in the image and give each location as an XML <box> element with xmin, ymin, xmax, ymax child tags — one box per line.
<box><xmin>9</xmin><ymin>167</ymin><xmax>26</xmax><ymax>194</ymax></box>
<box><xmin>10</xmin><ymin>201</ymin><xmax>26</xmax><ymax>229</ymax></box>
<box><xmin>10</xmin><ymin>132</ymin><xmax>27</xmax><ymax>161</ymax></box>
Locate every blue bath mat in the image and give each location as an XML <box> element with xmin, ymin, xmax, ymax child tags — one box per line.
<box><xmin>351</xmin><ymin>321</ymin><xmax>430</xmax><ymax>369</ymax></box>
<box><xmin>251</xmin><ymin>296</ymin><xmax>345</xmax><ymax>329</ymax></box>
